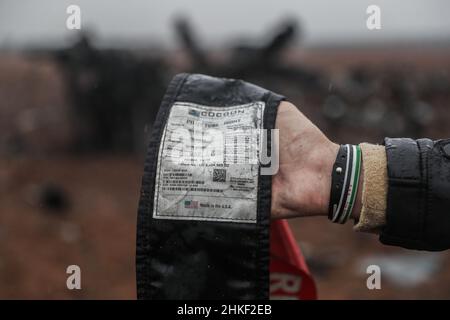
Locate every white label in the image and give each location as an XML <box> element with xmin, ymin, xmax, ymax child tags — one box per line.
<box><xmin>153</xmin><ymin>101</ymin><xmax>265</xmax><ymax>223</ymax></box>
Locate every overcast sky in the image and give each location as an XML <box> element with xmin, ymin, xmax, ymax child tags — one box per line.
<box><xmin>1</xmin><ymin>0</ymin><xmax>449</xmax><ymax>48</ymax></box>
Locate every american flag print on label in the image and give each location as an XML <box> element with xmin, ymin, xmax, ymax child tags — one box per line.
<box><xmin>184</xmin><ymin>200</ymin><xmax>199</xmax><ymax>209</ymax></box>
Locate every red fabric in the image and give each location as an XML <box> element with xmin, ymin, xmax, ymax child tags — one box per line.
<box><xmin>269</xmin><ymin>219</ymin><xmax>317</xmax><ymax>300</ymax></box>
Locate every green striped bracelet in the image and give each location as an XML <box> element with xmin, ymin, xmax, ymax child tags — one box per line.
<box><xmin>338</xmin><ymin>145</ymin><xmax>362</xmax><ymax>224</ymax></box>
<box><xmin>329</xmin><ymin>144</ymin><xmax>362</xmax><ymax>224</ymax></box>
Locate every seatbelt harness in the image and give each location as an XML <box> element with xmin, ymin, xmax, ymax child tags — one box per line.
<box><xmin>136</xmin><ymin>73</ymin><xmax>316</xmax><ymax>299</ymax></box>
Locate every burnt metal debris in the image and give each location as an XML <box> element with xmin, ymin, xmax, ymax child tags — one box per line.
<box><xmin>37</xmin><ymin>183</ymin><xmax>70</xmax><ymax>213</ymax></box>
<box><xmin>174</xmin><ymin>17</ymin><xmax>323</xmax><ymax>90</ymax></box>
<box><xmin>9</xmin><ymin>17</ymin><xmax>450</xmax><ymax>155</ymax></box>
<box><xmin>54</xmin><ymin>34</ymin><xmax>167</xmax><ymax>153</ymax></box>
<box><xmin>52</xmin><ymin>18</ymin><xmax>325</xmax><ymax>154</ymax></box>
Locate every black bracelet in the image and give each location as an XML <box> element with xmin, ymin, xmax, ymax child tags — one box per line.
<box><xmin>328</xmin><ymin>144</ymin><xmax>362</xmax><ymax>224</ymax></box>
<box><xmin>328</xmin><ymin>144</ymin><xmax>350</xmax><ymax>221</ymax></box>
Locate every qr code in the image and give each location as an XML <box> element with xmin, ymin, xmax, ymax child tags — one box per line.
<box><xmin>213</xmin><ymin>169</ymin><xmax>227</xmax><ymax>182</ymax></box>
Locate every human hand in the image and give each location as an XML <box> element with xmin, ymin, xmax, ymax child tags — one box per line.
<box><xmin>271</xmin><ymin>101</ymin><xmax>362</xmax><ymax>220</ymax></box>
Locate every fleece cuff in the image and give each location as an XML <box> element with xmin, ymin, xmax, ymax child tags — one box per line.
<box><xmin>353</xmin><ymin>143</ymin><xmax>387</xmax><ymax>234</ymax></box>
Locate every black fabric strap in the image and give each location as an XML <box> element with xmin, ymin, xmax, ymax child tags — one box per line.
<box><xmin>136</xmin><ymin>73</ymin><xmax>285</xmax><ymax>299</ymax></box>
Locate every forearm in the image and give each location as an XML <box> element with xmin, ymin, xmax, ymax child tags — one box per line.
<box><xmin>272</xmin><ymin>101</ymin><xmax>450</xmax><ymax>251</ymax></box>
<box><xmin>312</xmin><ymin>137</ymin><xmax>450</xmax><ymax>251</ymax></box>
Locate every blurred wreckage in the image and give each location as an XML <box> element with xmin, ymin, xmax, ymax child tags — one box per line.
<box><xmin>1</xmin><ymin>18</ymin><xmax>450</xmax><ymax>157</ymax></box>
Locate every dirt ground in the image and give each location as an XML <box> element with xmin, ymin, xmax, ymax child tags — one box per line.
<box><xmin>0</xmin><ymin>157</ymin><xmax>138</xmax><ymax>299</ymax></box>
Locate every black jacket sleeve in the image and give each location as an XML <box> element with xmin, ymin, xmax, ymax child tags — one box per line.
<box><xmin>380</xmin><ymin>137</ymin><xmax>450</xmax><ymax>251</ymax></box>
